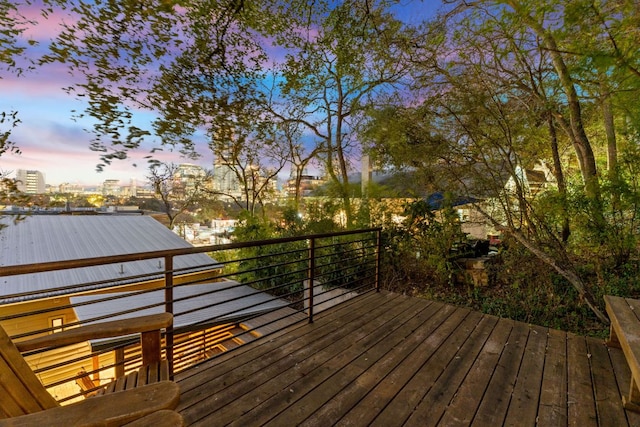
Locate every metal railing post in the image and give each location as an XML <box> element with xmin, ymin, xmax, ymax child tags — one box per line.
<box><xmin>164</xmin><ymin>255</ymin><xmax>174</xmax><ymax>379</ymax></box>
<box><xmin>375</xmin><ymin>229</ymin><xmax>382</xmax><ymax>292</ymax></box>
<box><xmin>308</xmin><ymin>237</ymin><xmax>315</xmax><ymax>323</ymax></box>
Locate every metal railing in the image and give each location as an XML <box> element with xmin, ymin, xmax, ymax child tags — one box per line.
<box><xmin>0</xmin><ymin>228</ymin><xmax>381</xmax><ymax>403</ymax></box>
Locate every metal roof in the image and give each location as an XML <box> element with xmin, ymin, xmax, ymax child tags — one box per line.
<box><xmin>0</xmin><ymin>215</ymin><xmax>218</xmax><ymax>303</ymax></box>
<box><xmin>70</xmin><ymin>280</ymin><xmax>289</xmax><ymax>346</ymax></box>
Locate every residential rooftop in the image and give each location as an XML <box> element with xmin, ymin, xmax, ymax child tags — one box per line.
<box><xmin>0</xmin><ymin>215</ymin><xmax>218</xmax><ymax>302</ymax></box>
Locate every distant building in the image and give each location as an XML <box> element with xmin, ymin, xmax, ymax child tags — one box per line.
<box><xmin>175</xmin><ymin>163</ymin><xmax>205</xmax><ymax>180</ymax></box>
<box><xmin>361</xmin><ymin>154</ymin><xmax>373</xmax><ymax>195</ymax></box>
<box><xmin>102</xmin><ymin>179</ymin><xmax>121</xmax><ymax>196</ymax></box>
<box><xmin>129</xmin><ymin>178</ymin><xmax>137</xmax><ymax>197</ymax></box>
<box><xmin>286</xmin><ymin>174</ymin><xmax>325</xmax><ymax>198</ymax></box>
<box><xmin>458</xmin><ymin>160</ymin><xmax>557</xmax><ymax>240</ymax></box>
<box><xmin>15</xmin><ymin>169</ymin><xmax>46</xmax><ymax>194</ymax></box>
<box><xmin>173</xmin><ymin>163</ymin><xmax>207</xmax><ymax>199</ymax></box>
<box><xmin>134</xmin><ymin>187</ymin><xmax>156</xmax><ymax>198</ymax></box>
<box><xmin>504</xmin><ymin>161</ymin><xmax>555</xmax><ymax>197</ymax></box>
<box><xmin>212</xmin><ymin>156</ymin><xmax>242</xmax><ymax>202</ymax></box>
<box><xmin>56</xmin><ymin>183</ymin><xmax>85</xmax><ymax>196</ymax></box>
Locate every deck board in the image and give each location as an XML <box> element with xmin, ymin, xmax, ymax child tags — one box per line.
<box><xmin>409</xmin><ymin>313</ymin><xmax>499</xmax><ymax>426</ymax></box>
<box><xmin>264</xmin><ymin>298</ymin><xmax>437</xmax><ymax>426</ymax></box>
<box><xmin>503</xmin><ymin>323</ymin><xmax>548</xmax><ymax>426</ymax></box>
<box><xmin>588</xmin><ymin>337</ymin><xmax>630</xmax><ymax>426</ymax></box>
<box><xmin>179</xmin><ymin>292</ymin><xmax>410</xmax><ymax>425</ymax></box>
<box><xmin>175</xmin><ymin>290</ymin><xmax>639</xmax><ymax>426</ymax></box>
<box><xmin>472</xmin><ymin>321</ymin><xmax>530</xmax><ymax>425</ymax></box>
<box><xmin>322</xmin><ymin>302</ymin><xmax>455</xmax><ymax>426</ymax></box>
<box><xmin>370</xmin><ymin>308</ymin><xmax>478</xmax><ymax>426</ymax></box>
<box><xmin>609</xmin><ymin>339</ymin><xmax>640</xmax><ymax>426</ymax></box>
<box><xmin>537</xmin><ymin>328</ymin><xmax>568</xmax><ymax>425</ymax></box>
<box><xmin>437</xmin><ymin>318</ymin><xmax>514</xmax><ymax>426</ymax></box>
<box><xmin>566</xmin><ymin>332</ymin><xmax>598</xmax><ymax>426</ymax></box>
<box><xmin>223</xmin><ymin>295</ymin><xmax>427</xmax><ymax>426</ymax></box>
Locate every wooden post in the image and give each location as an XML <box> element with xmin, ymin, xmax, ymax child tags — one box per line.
<box><xmin>115</xmin><ymin>347</ymin><xmax>125</xmax><ymax>379</ymax></box>
<box><xmin>624</xmin><ymin>379</ymin><xmax>640</xmax><ymax>412</ymax></box>
<box><xmin>141</xmin><ymin>330</ymin><xmax>161</xmax><ymax>366</ymax></box>
<box><xmin>606</xmin><ymin>323</ymin><xmax>621</xmax><ymax>348</ymax></box>
<box><xmin>92</xmin><ymin>355</ymin><xmax>100</xmax><ymax>381</ymax></box>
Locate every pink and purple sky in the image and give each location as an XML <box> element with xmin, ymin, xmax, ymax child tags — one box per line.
<box><xmin>0</xmin><ymin>1</ymin><xmax>442</xmax><ymax>188</ymax></box>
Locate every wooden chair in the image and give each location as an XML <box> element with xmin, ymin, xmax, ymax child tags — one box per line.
<box><xmin>0</xmin><ymin>313</ymin><xmax>183</xmax><ymax>426</ymax></box>
<box><xmin>76</xmin><ymin>368</ymin><xmax>102</xmax><ymax>397</ymax></box>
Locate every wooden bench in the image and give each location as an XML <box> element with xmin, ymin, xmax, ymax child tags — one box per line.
<box><xmin>0</xmin><ymin>314</ymin><xmax>183</xmax><ymax>426</ymax></box>
<box><xmin>605</xmin><ymin>295</ymin><xmax>640</xmax><ymax>411</ymax></box>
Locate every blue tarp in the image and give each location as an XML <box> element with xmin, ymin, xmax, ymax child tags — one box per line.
<box><xmin>426</xmin><ymin>192</ymin><xmax>475</xmax><ymax>210</ymax></box>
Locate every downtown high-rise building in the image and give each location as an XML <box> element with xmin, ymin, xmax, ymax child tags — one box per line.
<box><xmin>15</xmin><ymin>169</ymin><xmax>46</xmax><ymax>194</ymax></box>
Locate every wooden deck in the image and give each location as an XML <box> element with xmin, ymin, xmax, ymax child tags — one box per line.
<box><xmin>175</xmin><ymin>290</ymin><xmax>640</xmax><ymax>426</ymax></box>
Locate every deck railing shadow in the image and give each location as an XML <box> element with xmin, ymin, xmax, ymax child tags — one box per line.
<box><xmin>0</xmin><ymin>228</ymin><xmax>381</xmax><ymax>403</ymax></box>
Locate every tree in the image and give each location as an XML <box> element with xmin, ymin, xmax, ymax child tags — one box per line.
<box><xmin>147</xmin><ymin>162</ymin><xmax>211</xmax><ymax>229</ymax></box>
<box><xmin>271</xmin><ymin>0</ymin><xmax>412</xmax><ymax>226</ymax></box>
<box><xmin>362</xmin><ymin>0</ymin><xmax>640</xmax><ymax>322</ymax></box>
<box><xmin>204</xmin><ymin>92</ymin><xmax>288</xmax><ymax>216</ymax></box>
<box><xmin>43</xmin><ymin>0</ymin><xmax>273</xmax><ymax>169</ymax></box>
<box><xmin>0</xmin><ymin>111</ymin><xmax>22</xmax><ymax>207</ymax></box>
<box><xmin>37</xmin><ymin>0</ymin><xmax>418</xmax><ymax>225</ymax></box>
<box><xmin>270</xmin><ymin>107</ymin><xmax>324</xmax><ymax>211</ymax></box>
<box><xmin>42</xmin><ymin>1</ymin><xmax>309</xmax><ymax>219</ymax></box>
<box><xmin>0</xmin><ymin>1</ymin><xmax>28</xmax><ymax>173</ymax></box>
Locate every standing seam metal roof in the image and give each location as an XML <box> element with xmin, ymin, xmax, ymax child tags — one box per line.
<box><xmin>0</xmin><ymin>215</ymin><xmax>218</xmax><ymax>302</ymax></box>
<box><xmin>71</xmin><ymin>280</ymin><xmax>289</xmax><ymax>333</ymax></box>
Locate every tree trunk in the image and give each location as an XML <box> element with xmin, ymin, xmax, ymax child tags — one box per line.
<box><xmin>335</xmin><ymin>85</ymin><xmax>353</xmax><ymax>227</ymax></box>
<box><xmin>547</xmin><ymin>113</ymin><xmax>570</xmax><ymax>242</ymax></box>
<box><xmin>510</xmin><ymin>2</ymin><xmax>600</xmax><ymax>200</ymax></box>
<box><xmin>600</xmin><ymin>79</ymin><xmax>617</xmax><ymax>179</ymax></box>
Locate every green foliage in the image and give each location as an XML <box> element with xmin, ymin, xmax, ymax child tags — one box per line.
<box><xmin>300</xmin><ymin>199</ymin><xmax>342</xmax><ymax>234</ymax></box>
<box><xmin>0</xmin><ymin>0</ymin><xmax>34</xmax><ymax>72</ymax></box>
<box><xmin>0</xmin><ymin>109</ymin><xmax>28</xmax><ymax>227</ymax></box>
<box><xmin>277</xmin><ymin>207</ymin><xmax>305</xmax><ymax>236</ymax></box>
<box><xmin>380</xmin><ymin>197</ymin><xmax>467</xmax><ymax>289</ymax></box>
<box><xmin>231</xmin><ymin>211</ymin><xmax>307</xmax><ymax>298</ymax></box>
<box><xmin>233</xmin><ymin>210</ymin><xmax>276</xmax><ymax>242</ymax></box>
<box><xmin>5</xmin><ymin>0</ymin><xmax>640</xmax><ymax>334</ymax></box>
<box><xmin>146</xmin><ymin>162</ymin><xmax>211</xmax><ymax>228</ymax></box>
<box><xmin>0</xmin><ymin>110</ymin><xmax>20</xmax><ymax>158</ymax></box>
<box><xmin>41</xmin><ymin>0</ymin><xmax>274</xmax><ymax>172</ymax></box>
<box><xmin>274</xmin><ymin>1</ymin><xmax>412</xmax><ymax>226</ymax></box>
<box><xmin>230</xmin><ymin>203</ymin><xmax>379</xmax><ymax>301</ymax></box>
<box><xmin>0</xmin><ymin>177</ymin><xmax>30</xmax><ymax>227</ymax></box>
<box><xmin>549</xmin><ymin>144</ymin><xmax>640</xmax><ymax>273</ymax></box>
<box><xmin>408</xmin><ymin>237</ymin><xmax>607</xmax><ymax>336</ymax></box>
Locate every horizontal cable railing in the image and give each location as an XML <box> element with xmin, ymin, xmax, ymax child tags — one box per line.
<box><xmin>0</xmin><ymin>228</ymin><xmax>381</xmax><ymax>403</ymax></box>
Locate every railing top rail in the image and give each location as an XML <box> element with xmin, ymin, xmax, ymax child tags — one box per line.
<box><xmin>0</xmin><ymin>228</ymin><xmax>381</xmax><ymax>277</ymax></box>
